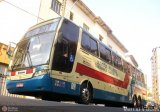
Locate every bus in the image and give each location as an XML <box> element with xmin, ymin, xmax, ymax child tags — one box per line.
<box><xmin>6</xmin><ymin>17</ymin><xmax>147</xmax><ymax>107</ymax></box>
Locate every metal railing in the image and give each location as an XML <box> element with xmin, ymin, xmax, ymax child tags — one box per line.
<box><xmin>0</xmin><ymin>77</ymin><xmax>24</xmax><ymax>98</ymax></box>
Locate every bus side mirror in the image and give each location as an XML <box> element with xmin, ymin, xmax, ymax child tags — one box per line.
<box><xmin>7</xmin><ymin>46</ymin><xmax>13</xmax><ymax>57</ymax></box>
<box><xmin>6</xmin><ymin>42</ymin><xmax>16</xmax><ymax>57</ymax></box>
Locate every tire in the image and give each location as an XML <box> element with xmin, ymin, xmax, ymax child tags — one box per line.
<box><xmin>78</xmin><ymin>83</ymin><xmax>92</xmax><ymax>104</ymax></box>
<box><xmin>137</xmin><ymin>97</ymin><xmax>142</xmax><ymax>108</ymax></box>
<box><xmin>132</xmin><ymin>96</ymin><xmax>137</xmax><ymax>108</ymax></box>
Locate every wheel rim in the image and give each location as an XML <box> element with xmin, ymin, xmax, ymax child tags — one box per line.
<box><xmin>133</xmin><ymin>98</ymin><xmax>137</xmax><ymax>107</ymax></box>
<box><xmin>137</xmin><ymin>99</ymin><xmax>141</xmax><ymax>107</ymax></box>
<box><xmin>81</xmin><ymin>88</ymin><xmax>90</xmax><ymax>101</ymax></box>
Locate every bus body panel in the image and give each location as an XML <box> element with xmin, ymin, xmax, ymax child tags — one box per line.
<box><xmin>7</xmin><ymin>74</ymin><xmax>53</xmax><ymax>93</ymax></box>
<box><xmin>7</xmin><ymin>74</ymin><xmax>80</xmax><ymax>96</ymax></box>
<box><xmin>6</xmin><ymin>17</ymin><xmax>147</xmax><ymax>106</ymax></box>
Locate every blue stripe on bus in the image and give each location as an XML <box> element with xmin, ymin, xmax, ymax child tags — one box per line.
<box><xmin>6</xmin><ymin>74</ymin><xmax>53</xmax><ymax>93</ymax></box>
<box><xmin>51</xmin><ymin>78</ymin><xmax>80</xmax><ymax>96</ymax></box>
<box><xmin>93</xmin><ymin>89</ymin><xmax>130</xmax><ymax>103</ymax></box>
<box><xmin>6</xmin><ymin>74</ymin><xmax>80</xmax><ymax>96</ymax></box>
<box><xmin>7</xmin><ymin>74</ymin><xmax>133</xmax><ymax>104</ymax></box>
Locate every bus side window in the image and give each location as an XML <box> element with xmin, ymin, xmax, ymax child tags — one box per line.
<box><xmin>90</xmin><ymin>38</ymin><xmax>98</xmax><ymax>56</ymax></box>
<box><xmin>123</xmin><ymin>60</ymin><xmax>131</xmax><ymax>74</ymax></box>
<box><xmin>52</xmin><ymin>19</ymin><xmax>79</xmax><ymax>73</ymax></box>
<box><xmin>127</xmin><ymin>63</ymin><xmax>131</xmax><ymax>74</ymax></box>
<box><xmin>81</xmin><ymin>32</ymin><xmax>90</xmax><ymax>51</ymax></box>
<box><xmin>81</xmin><ymin>32</ymin><xmax>98</xmax><ymax>56</ymax></box>
<box><xmin>123</xmin><ymin>60</ymin><xmax>128</xmax><ymax>73</ymax></box>
<box><xmin>131</xmin><ymin>66</ymin><xmax>136</xmax><ymax>77</ymax></box>
<box><xmin>105</xmin><ymin>47</ymin><xmax>112</xmax><ymax>63</ymax></box>
<box><xmin>112</xmin><ymin>52</ymin><xmax>122</xmax><ymax>71</ymax></box>
<box><xmin>99</xmin><ymin>44</ymin><xmax>112</xmax><ymax>64</ymax></box>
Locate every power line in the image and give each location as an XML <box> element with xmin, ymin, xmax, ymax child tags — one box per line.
<box><xmin>0</xmin><ymin>0</ymin><xmax>4</xmax><ymax>3</ymax></box>
<box><xmin>2</xmin><ymin>0</ymin><xmax>44</xmax><ymax>21</ymax></box>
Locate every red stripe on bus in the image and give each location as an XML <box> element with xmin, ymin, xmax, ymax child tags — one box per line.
<box><xmin>75</xmin><ymin>63</ymin><xmax>130</xmax><ymax>89</ymax></box>
<box><xmin>11</xmin><ymin>71</ymin><xmax>16</xmax><ymax>76</ymax></box>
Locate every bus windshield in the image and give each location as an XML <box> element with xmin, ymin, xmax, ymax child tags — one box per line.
<box><xmin>11</xmin><ymin>18</ymin><xmax>60</xmax><ymax>70</ymax></box>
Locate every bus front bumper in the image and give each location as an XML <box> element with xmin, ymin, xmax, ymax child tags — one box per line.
<box><xmin>6</xmin><ymin>74</ymin><xmax>53</xmax><ymax>94</ymax></box>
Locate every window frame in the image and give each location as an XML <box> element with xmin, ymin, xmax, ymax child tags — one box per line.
<box><xmin>83</xmin><ymin>23</ymin><xmax>89</xmax><ymax>31</ymax></box>
<box><xmin>81</xmin><ymin>31</ymin><xmax>98</xmax><ymax>57</ymax></box>
<box><xmin>99</xmin><ymin>44</ymin><xmax>112</xmax><ymax>64</ymax></box>
<box><xmin>112</xmin><ymin>52</ymin><xmax>123</xmax><ymax>70</ymax></box>
<box><xmin>51</xmin><ymin>0</ymin><xmax>62</xmax><ymax>15</ymax></box>
<box><xmin>70</xmin><ymin>12</ymin><xmax>74</xmax><ymax>21</ymax></box>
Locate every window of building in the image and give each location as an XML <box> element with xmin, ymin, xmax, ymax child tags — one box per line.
<box><xmin>108</xmin><ymin>45</ymin><xmax>112</xmax><ymax>49</ymax></box>
<box><xmin>51</xmin><ymin>0</ymin><xmax>62</xmax><ymax>15</ymax></box>
<box><xmin>70</xmin><ymin>12</ymin><xmax>74</xmax><ymax>21</ymax></box>
<box><xmin>83</xmin><ymin>23</ymin><xmax>89</xmax><ymax>31</ymax></box>
<box><xmin>81</xmin><ymin>32</ymin><xmax>98</xmax><ymax>56</ymax></box>
<box><xmin>99</xmin><ymin>35</ymin><xmax>103</xmax><ymax>41</ymax></box>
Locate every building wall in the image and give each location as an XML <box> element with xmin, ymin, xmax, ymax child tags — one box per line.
<box><xmin>38</xmin><ymin>0</ymin><xmax>128</xmax><ymax>59</ymax></box>
<box><xmin>151</xmin><ymin>48</ymin><xmax>160</xmax><ymax>104</ymax></box>
<box><xmin>0</xmin><ymin>43</ymin><xmax>10</xmax><ymax>66</ymax></box>
<box><xmin>38</xmin><ymin>0</ymin><xmax>60</xmax><ymax>23</ymax></box>
<box><xmin>0</xmin><ymin>42</ymin><xmax>24</xmax><ymax>98</ymax></box>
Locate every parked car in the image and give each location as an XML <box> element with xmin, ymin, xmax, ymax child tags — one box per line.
<box><xmin>144</xmin><ymin>101</ymin><xmax>155</xmax><ymax>109</ymax></box>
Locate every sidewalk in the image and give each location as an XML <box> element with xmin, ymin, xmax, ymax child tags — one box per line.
<box><xmin>0</xmin><ymin>77</ymin><xmax>24</xmax><ymax>98</ymax></box>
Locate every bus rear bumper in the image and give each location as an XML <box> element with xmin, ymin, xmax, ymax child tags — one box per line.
<box><xmin>6</xmin><ymin>74</ymin><xmax>53</xmax><ymax>94</ymax></box>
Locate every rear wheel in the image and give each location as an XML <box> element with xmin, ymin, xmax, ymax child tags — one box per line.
<box><xmin>137</xmin><ymin>97</ymin><xmax>142</xmax><ymax>108</ymax></box>
<box><xmin>78</xmin><ymin>83</ymin><xmax>92</xmax><ymax>104</ymax></box>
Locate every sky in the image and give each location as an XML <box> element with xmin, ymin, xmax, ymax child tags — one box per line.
<box><xmin>0</xmin><ymin>0</ymin><xmax>39</xmax><ymax>44</ymax></box>
<box><xmin>1</xmin><ymin>0</ymin><xmax>160</xmax><ymax>87</ymax></box>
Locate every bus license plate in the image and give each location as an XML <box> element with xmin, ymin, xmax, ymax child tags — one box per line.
<box><xmin>16</xmin><ymin>83</ymin><xmax>24</xmax><ymax>88</ymax></box>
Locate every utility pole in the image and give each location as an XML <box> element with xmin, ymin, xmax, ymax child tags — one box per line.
<box><xmin>64</xmin><ymin>0</ymin><xmax>80</xmax><ymax>17</ymax></box>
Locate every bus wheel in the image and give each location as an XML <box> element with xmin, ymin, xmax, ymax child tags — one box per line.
<box><xmin>79</xmin><ymin>83</ymin><xmax>92</xmax><ymax>104</ymax></box>
<box><xmin>137</xmin><ymin>97</ymin><xmax>142</xmax><ymax>108</ymax></box>
<box><xmin>132</xmin><ymin>96</ymin><xmax>137</xmax><ymax>108</ymax></box>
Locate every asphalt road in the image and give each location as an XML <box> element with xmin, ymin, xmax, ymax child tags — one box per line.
<box><xmin>0</xmin><ymin>95</ymin><xmax>125</xmax><ymax>112</ymax></box>
<box><xmin>0</xmin><ymin>96</ymin><xmax>157</xmax><ymax>112</ymax></box>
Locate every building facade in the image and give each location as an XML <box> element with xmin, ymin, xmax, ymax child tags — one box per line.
<box><xmin>38</xmin><ymin>0</ymin><xmax>130</xmax><ymax>59</ymax></box>
<box><xmin>0</xmin><ymin>42</ymin><xmax>11</xmax><ymax>76</ymax></box>
<box><xmin>151</xmin><ymin>47</ymin><xmax>160</xmax><ymax>104</ymax></box>
<box><xmin>37</xmin><ymin>0</ymin><xmax>139</xmax><ymax>67</ymax></box>
<box><xmin>0</xmin><ymin>42</ymin><xmax>24</xmax><ymax>98</ymax></box>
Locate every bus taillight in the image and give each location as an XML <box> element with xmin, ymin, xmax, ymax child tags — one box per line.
<box><xmin>26</xmin><ymin>69</ymin><xmax>33</xmax><ymax>74</ymax></box>
<box><xmin>11</xmin><ymin>72</ymin><xmax>16</xmax><ymax>76</ymax></box>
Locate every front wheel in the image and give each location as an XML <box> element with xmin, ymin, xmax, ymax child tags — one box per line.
<box><xmin>78</xmin><ymin>83</ymin><xmax>92</xmax><ymax>104</ymax></box>
<box><xmin>132</xmin><ymin>96</ymin><xmax>137</xmax><ymax>108</ymax></box>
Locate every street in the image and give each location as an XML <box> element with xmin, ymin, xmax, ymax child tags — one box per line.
<box><xmin>0</xmin><ymin>96</ymin><xmax>159</xmax><ymax>112</ymax></box>
<box><xmin>0</xmin><ymin>95</ymin><xmax>125</xmax><ymax>112</ymax></box>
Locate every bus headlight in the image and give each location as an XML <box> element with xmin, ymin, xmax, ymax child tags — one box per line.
<box><xmin>33</xmin><ymin>69</ymin><xmax>49</xmax><ymax>77</ymax></box>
